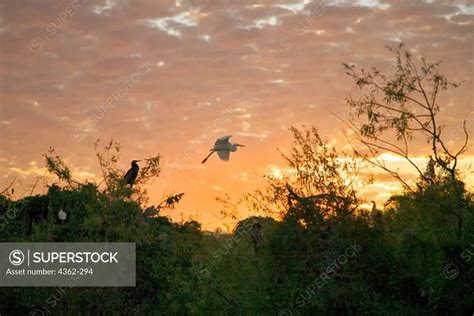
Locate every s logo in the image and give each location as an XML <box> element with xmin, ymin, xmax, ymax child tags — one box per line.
<box><xmin>9</xmin><ymin>250</ymin><xmax>25</xmax><ymax>266</ymax></box>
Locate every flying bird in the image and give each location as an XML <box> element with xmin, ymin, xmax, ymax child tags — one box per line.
<box><xmin>201</xmin><ymin>135</ymin><xmax>245</xmax><ymax>164</ymax></box>
<box><xmin>124</xmin><ymin>160</ymin><xmax>140</xmax><ymax>186</ymax></box>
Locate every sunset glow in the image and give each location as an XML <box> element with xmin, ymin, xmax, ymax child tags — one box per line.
<box><xmin>1</xmin><ymin>0</ymin><xmax>473</xmax><ymax>231</ymax></box>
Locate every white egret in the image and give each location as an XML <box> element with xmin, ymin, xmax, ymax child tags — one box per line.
<box><xmin>201</xmin><ymin>135</ymin><xmax>245</xmax><ymax>164</ymax></box>
<box><xmin>58</xmin><ymin>208</ymin><xmax>67</xmax><ymax>221</ymax></box>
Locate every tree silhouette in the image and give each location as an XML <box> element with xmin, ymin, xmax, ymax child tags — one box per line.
<box><xmin>343</xmin><ymin>43</ymin><xmax>469</xmax><ymax>191</ymax></box>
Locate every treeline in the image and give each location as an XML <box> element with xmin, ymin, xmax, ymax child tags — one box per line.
<box><xmin>0</xmin><ymin>126</ymin><xmax>472</xmax><ymax>314</ymax></box>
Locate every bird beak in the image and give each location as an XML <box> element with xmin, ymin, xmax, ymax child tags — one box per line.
<box><xmin>236</xmin><ymin>144</ymin><xmax>245</xmax><ymax>147</ymax></box>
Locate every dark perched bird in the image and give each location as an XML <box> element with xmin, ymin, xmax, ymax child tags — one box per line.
<box><xmin>251</xmin><ymin>222</ymin><xmax>263</xmax><ymax>253</ymax></box>
<box><xmin>371</xmin><ymin>201</ymin><xmax>383</xmax><ymax>230</ymax></box>
<box><xmin>371</xmin><ymin>201</ymin><xmax>381</xmax><ymax>218</ymax></box>
<box><xmin>124</xmin><ymin>160</ymin><xmax>140</xmax><ymax>186</ymax></box>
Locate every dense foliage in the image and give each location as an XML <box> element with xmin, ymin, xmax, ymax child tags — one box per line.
<box><xmin>1</xmin><ymin>127</ymin><xmax>472</xmax><ymax>315</ymax></box>
<box><xmin>1</xmin><ymin>45</ymin><xmax>472</xmax><ymax>315</ymax></box>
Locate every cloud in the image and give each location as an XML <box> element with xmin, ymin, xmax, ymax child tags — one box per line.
<box><xmin>1</xmin><ymin>0</ymin><xmax>472</xmax><ymax>229</ymax></box>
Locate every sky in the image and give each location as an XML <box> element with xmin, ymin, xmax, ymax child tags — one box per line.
<box><xmin>1</xmin><ymin>0</ymin><xmax>473</xmax><ymax>230</ymax></box>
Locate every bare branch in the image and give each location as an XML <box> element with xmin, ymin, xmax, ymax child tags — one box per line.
<box><xmin>0</xmin><ymin>176</ymin><xmax>17</xmax><ymax>195</ymax></box>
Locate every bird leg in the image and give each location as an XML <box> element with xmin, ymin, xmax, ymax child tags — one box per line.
<box><xmin>201</xmin><ymin>150</ymin><xmax>216</xmax><ymax>164</ymax></box>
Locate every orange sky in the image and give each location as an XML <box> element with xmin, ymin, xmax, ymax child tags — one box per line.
<box><xmin>1</xmin><ymin>0</ymin><xmax>473</xmax><ymax>230</ymax></box>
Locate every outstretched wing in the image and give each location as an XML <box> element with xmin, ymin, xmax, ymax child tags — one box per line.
<box><xmin>217</xmin><ymin>150</ymin><xmax>230</xmax><ymax>161</ymax></box>
<box><xmin>215</xmin><ymin>135</ymin><xmax>232</xmax><ymax>147</ymax></box>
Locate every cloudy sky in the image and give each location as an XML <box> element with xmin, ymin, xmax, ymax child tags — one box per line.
<box><xmin>1</xmin><ymin>0</ymin><xmax>473</xmax><ymax>230</ymax></box>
